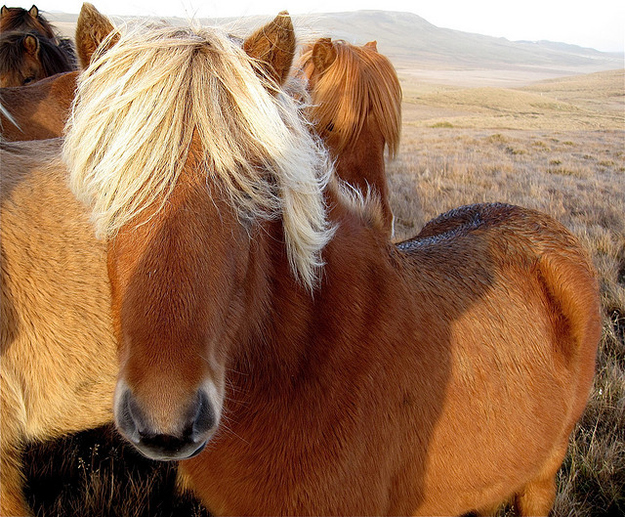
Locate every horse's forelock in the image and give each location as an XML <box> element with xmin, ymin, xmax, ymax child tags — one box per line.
<box><xmin>0</xmin><ymin>31</ymin><xmax>73</xmax><ymax>77</ymax></box>
<box><xmin>65</xmin><ymin>24</ymin><xmax>333</xmax><ymax>290</ymax></box>
<box><xmin>300</xmin><ymin>41</ymin><xmax>402</xmax><ymax>158</ymax></box>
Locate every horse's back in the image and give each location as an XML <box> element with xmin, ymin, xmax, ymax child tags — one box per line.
<box><xmin>390</xmin><ymin>203</ymin><xmax>600</xmax><ymax>514</ymax></box>
<box><xmin>0</xmin><ymin>71</ymin><xmax>77</xmax><ymax>141</ymax></box>
<box><xmin>402</xmin><ymin>202</ymin><xmax>599</xmax><ymax>387</ymax></box>
<box><xmin>1</xmin><ymin>139</ymin><xmax>116</xmax><ymax>438</ymax></box>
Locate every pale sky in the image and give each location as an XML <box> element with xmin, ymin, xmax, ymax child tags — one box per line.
<box><xmin>9</xmin><ymin>1</ymin><xmax>625</xmax><ymax>52</ymax></box>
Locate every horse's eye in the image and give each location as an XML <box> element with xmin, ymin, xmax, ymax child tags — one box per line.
<box><xmin>23</xmin><ymin>77</ymin><xmax>35</xmax><ymax>85</ymax></box>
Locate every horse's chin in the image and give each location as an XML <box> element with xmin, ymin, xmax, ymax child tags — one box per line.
<box><xmin>130</xmin><ymin>437</ymin><xmax>209</xmax><ymax>462</ymax></box>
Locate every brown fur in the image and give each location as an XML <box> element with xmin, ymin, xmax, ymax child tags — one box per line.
<box><xmin>0</xmin><ymin>4</ymin><xmax>77</xmax><ymax>65</ymax></box>
<box><xmin>0</xmin><ymin>6</ymin><xmax>116</xmax><ymax>515</ymax></box>
<box><xmin>0</xmin><ymin>139</ymin><xmax>118</xmax><ymax>517</ymax></box>
<box><xmin>244</xmin><ymin>11</ymin><xmax>295</xmax><ymax>88</ymax></box>
<box><xmin>74</xmin><ymin>2</ymin><xmax>117</xmax><ymax>69</ymax></box>
<box><xmin>160</xmin><ymin>190</ymin><xmax>600</xmax><ymax>516</ymax></box>
<box><xmin>0</xmin><ymin>70</ymin><xmax>76</xmax><ymax>140</ymax></box>
<box><xmin>0</xmin><ymin>5</ymin><xmax>55</xmax><ymax>39</ymax></box>
<box><xmin>80</xmin><ymin>17</ymin><xmax>598</xmax><ymax>516</ymax></box>
<box><xmin>0</xmin><ymin>8</ymin><xmax>315</xmax><ymax>515</ymax></box>
<box><xmin>297</xmin><ymin>38</ymin><xmax>402</xmax><ymax>236</ymax></box>
<box><xmin>0</xmin><ymin>9</ymin><xmax>601</xmax><ymax>517</ymax></box>
<box><xmin>0</xmin><ymin>30</ymin><xmax>75</xmax><ymax>87</ymax></box>
<box><xmin>0</xmin><ymin>4</ymin><xmax>114</xmax><ymax>142</ymax></box>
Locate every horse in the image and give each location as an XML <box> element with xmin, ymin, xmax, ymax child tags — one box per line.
<box><xmin>297</xmin><ymin>38</ymin><xmax>401</xmax><ymax>237</ymax></box>
<box><xmin>0</xmin><ymin>7</ymin><xmax>313</xmax><ymax>515</ymax></box>
<box><xmin>0</xmin><ymin>4</ymin><xmax>77</xmax><ymax>62</ymax></box>
<box><xmin>1</xmin><ymin>5</ymin><xmax>55</xmax><ymax>38</ymax></box>
<box><xmin>62</xmin><ymin>13</ymin><xmax>603</xmax><ymax>516</ymax></box>
<box><xmin>0</xmin><ymin>3</ymin><xmax>116</xmax><ymax>141</ymax></box>
<box><xmin>0</xmin><ymin>30</ymin><xmax>75</xmax><ymax>87</ymax></box>
<box><xmin>0</xmin><ymin>138</ymin><xmax>117</xmax><ymax>517</ymax></box>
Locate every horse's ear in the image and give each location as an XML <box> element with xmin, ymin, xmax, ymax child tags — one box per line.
<box><xmin>75</xmin><ymin>3</ymin><xmax>118</xmax><ymax>69</ymax></box>
<box><xmin>23</xmin><ymin>34</ymin><xmax>39</xmax><ymax>56</ymax></box>
<box><xmin>364</xmin><ymin>40</ymin><xmax>378</xmax><ymax>52</ymax></box>
<box><xmin>243</xmin><ymin>11</ymin><xmax>295</xmax><ymax>88</ymax></box>
<box><xmin>311</xmin><ymin>38</ymin><xmax>337</xmax><ymax>74</ymax></box>
<box><xmin>29</xmin><ymin>5</ymin><xmax>38</xmax><ymax>18</ymax></box>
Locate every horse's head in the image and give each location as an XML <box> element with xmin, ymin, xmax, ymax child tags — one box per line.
<box><xmin>0</xmin><ymin>30</ymin><xmax>73</xmax><ymax>86</ymax></box>
<box><xmin>297</xmin><ymin>38</ymin><xmax>402</xmax><ymax>158</ymax></box>
<box><xmin>0</xmin><ymin>5</ymin><xmax>56</xmax><ymax>39</ymax></box>
<box><xmin>65</xmin><ymin>13</ymin><xmax>333</xmax><ymax>461</ymax></box>
<box><xmin>0</xmin><ymin>31</ymin><xmax>42</xmax><ymax>86</ymax></box>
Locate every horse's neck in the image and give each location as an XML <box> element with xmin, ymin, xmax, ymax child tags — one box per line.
<box><xmin>333</xmin><ymin>120</ymin><xmax>393</xmax><ymax>235</ymax></box>
<box><xmin>233</xmin><ymin>199</ymin><xmax>395</xmax><ymax>396</ymax></box>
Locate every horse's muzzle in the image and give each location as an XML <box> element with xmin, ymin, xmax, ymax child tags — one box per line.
<box><xmin>115</xmin><ymin>387</ymin><xmax>217</xmax><ymax>461</ymax></box>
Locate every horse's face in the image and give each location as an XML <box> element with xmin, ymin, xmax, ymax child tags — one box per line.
<box><xmin>65</xmin><ymin>11</ymin><xmax>310</xmax><ymax>461</ymax></box>
<box><xmin>109</xmin><ymin>170</ymin><xmax>252</xmax><ymax>461</ymax></box>
<box><xmin>0</xmin><ymin>34</ymin><xmax>44</xmax><ymax>87</ymax></box>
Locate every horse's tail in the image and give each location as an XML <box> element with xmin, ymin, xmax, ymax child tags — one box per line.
<box><xmin>536</xmin><ymin>230</ymin><xmax>602</xmax><ymax>422</ymax></box>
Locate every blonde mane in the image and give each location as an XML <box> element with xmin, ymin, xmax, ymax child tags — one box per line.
<box><xmin>64</xmin><ymin>24</ymin><xmax>334</xmax><ymax>289</ymax></box>
<box><xmin>298</xmin><ymin>40</ymin><xmax>402</xmax><ymax>158</ymax></box>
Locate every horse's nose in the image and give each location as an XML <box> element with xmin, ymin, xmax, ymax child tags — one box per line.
<box><xmin>115</xmin><ymin>388</ymin><xmax>216</xmax><ymax>461</ymax></box>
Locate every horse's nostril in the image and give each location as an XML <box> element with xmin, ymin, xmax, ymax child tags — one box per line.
<box><xmin>114</xmin><ymin>385</ymin><xmax>218</xmax><ymax>460</ymax></box>
<box><xmin>116</xmin><ymin>388</ymin><xmax>146</xmax><ymax>444</ymax></box>
<box><xmin>192</xmin><ymin>390</ymin><xmax>216</xmax><ymax>437</ymax></box>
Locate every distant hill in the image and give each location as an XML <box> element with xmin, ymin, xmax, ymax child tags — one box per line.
<box><xmin>48</xmin><ymin>9</ymin><xmax>623</xmax><ymax>79</ymax></box>
<box><xmin>286</xmin><ymin>11</ymin><xmax>623</xmax><ymax>73</ymax></box>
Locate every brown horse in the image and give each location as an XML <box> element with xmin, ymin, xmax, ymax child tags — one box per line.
<box><xmin>0</xmin><ymin>30</ymin><xmax>75</xmax><ymax>87</ymax></box>
<box><xmin>1</xmin><ymin>5</ymin><xmax>55</xmax><ymax>38</ymax></box>
<box><xmin>1</xmin><ymin>7</ymin><xmax>314</xmax><ymax>516</ymax></box>
<box><xmin>297</xmin><ymin>38</ymin><xmax>401</xmax><ymax>236</ymax></box>
<box><xmin>0</xmin><ymin>4</ymin><xmax>77</xmax><ymax>60</ymax></box>
<box><xmin>0</xmin><ymin>5</ymin><xmax>119</xmax><ymax>516</ymax></box>
<box><xmin>1</xmin><ymin>138</ymin><xmax>118</xmax><ymax>517</ymax></box>
<box><xmin>60</xmin><ymin>13</ymin><xmax>600</xmax><ymax>516</ymax></box>
<box><xmin>0</xmin><ymin>3</ymin><xmax>115</xmax><ymax>141</ymax></box>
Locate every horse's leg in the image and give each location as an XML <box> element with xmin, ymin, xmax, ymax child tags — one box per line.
<box><xmin>514</xmin><ymin>473</ymin><xmax>556</xmax><ymax>517</ymax></box>
<box><xmin>513</xmin><ymin>442</ymin><xmax>568</xmax><ymax>517</ymax></box>
<box><xmin>0</xmin><ymin>370</ymin><xmax>30</xmax><ymax>516</ymax></box>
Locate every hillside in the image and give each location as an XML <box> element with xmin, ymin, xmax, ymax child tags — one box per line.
<box><xmin>48</xmin><ymin>9</ymin><xmax>623</xmax><ymax>85</ymax></box>
<box><xmin>291</xmin><ymin>11</ymin><xmax>622</xmax><ymax>72</ymax></box>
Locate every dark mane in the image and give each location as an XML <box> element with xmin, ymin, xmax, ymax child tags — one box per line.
<box><xmin>0</xmin><ymin>5</ymin><xmax>55</xmax><ymax>39</ymax></box>
<box><xmin>0</xmin><ymin>6</ymin><xmax>76</xmax><ymax>66</ymax></box>
<box><xmin>0</xmin><ymin>31</ymin><xmax>75</xmax><ymax>78</ymax></box>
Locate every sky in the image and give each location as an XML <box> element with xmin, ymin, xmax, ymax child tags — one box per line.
<box><xmin>9</xmin><ymin>1</ymin><xmax>625</xmax><ymax>52</ymax></box>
